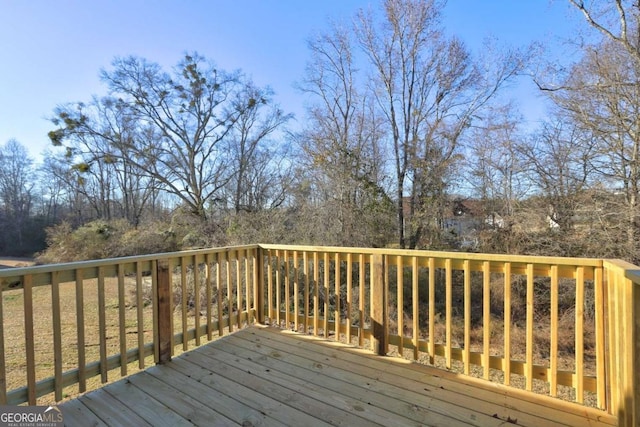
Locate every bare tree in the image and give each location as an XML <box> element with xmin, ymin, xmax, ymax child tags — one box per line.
<box><xmin>569</xmin><ymin>1</ymin><xmax>640</xmax><ymax>62</ymax></box>
<box><xmin>296</xmin><ymin>22</ymin><xmax>394</xmax><ymax>247</ymax></box>
<box><xmin>50</xmin><ymin>53</ymin><xmax>289</xmax><ymax>223</ymax></box>
<box><xmin>0</xmin><ymin>140</ymin><xmax>34</xmax><ymax>252</ymax></box>
<box><xmin>224</xmin><ymin>83</ymin><xmax>292</xmax><ymax>214</ymax></box>
<box><xmin>520</xmin><ymin>120</ymin><xmax>596</xmax><ymax>233</ymax></box>
<box><xmin>544</xmin><ymin>38</ymin><xmax>640</xmax><ymax>261</ymax></box>
<box><xmin>50</xmin><ymin>96</ymin><xmax>160</xmax><ymax>225</ymax></box>
<box><xmin>355</xmin><ymin>0</ymin><xmax>526</xmax><ymax>248</ymax></box>
<box><xmin>465</xmin><ymin>104</ymin><xmax>528</xmax><ymax>226</ymax></box>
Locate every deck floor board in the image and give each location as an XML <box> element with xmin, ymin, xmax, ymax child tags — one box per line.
<box><xmin>59</xmin><ymin>326</ymin><xmax>617</xmax><ymax>427</ymax></box>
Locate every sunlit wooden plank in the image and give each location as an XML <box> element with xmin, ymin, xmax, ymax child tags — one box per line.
<box><xmin>371</xmin><ymin>254</ymin><xmax>386</xmax><ymax>355</ymax></box>
<box><xmin>594</xmin><ymin>266</ymin><xmax>606</xmax><ymax>408</ymax></box>
<box><xmin>0</xmin><ymin>283</ymin><xmax>5</xmax><ymax>404</ymax></box>
<box><xmin>194</xmin><ymin>255</ymin><xmax>201</xmax><ymax>346</ymax></box>
<box><xmin>75</xmin><ymin>268</ymin><xmax>87</xmax><ymax>392</ymax></box>
<box><xmin>244</xmin><ymin>250</ymin><xmax>250</xmax><ymax>324</ymax></box>
<box><xmin>293</xmin><ymin>251</ymin><xmax>299</xmax><ymax>331</ymax></box>
<box><xmin>359</xmin><ymin>253</ymin><xmax>365</xmax><ymax>347</ymax></box>
<box><xmin>303</xmin><ymin>251</ymin><xmax>310</xmax><ymax>334</ymax></box>
<box><xmin>167</xmin><ymin>258</ymin><xmax>175</xmax><ymax>354</ymax></box>
<box><xmin>51</xmin><ymin>271</ymin><xmax>63</xmax><ymax>401</ymax></box>
<box><xmin>575</xmin><ymin>266</ymin><xmax>585</xmax><ymax>403</ymax></box>
<box><xmin>323</xmin><ymin>252</ymin><xmax>330</xmax><ymax>338</ymax></box>
<box><xmin>205</xmin><ymin>253</ymin><xmax>213</xmax><ymax>341</ymax></box>
<box><xmin>274</xmin><ymin>250</ymin><xmax>280</xmax><ymax>327</ymax></box>
<box><xmin>23</xmin><ymin>274</ymin><xmax>36</xmax><ymax>404</ymax></box>
<box><xmin>334</xmin><ymin>252</ymin><xmax>340</xmax><ymax>338</ymax></box>
<box><xmin>117</xmin><ymin>264</ymin><xmax>127</xmax><ymax>375</ymax></box>
<box><xmin>412</xmin><ymin>256</ymin><xmax>419</xmax><ymax>360</ymax></box>
<box><xmin>152</xmin><ymin>260</ymin><xmax>159</xmax><ymax>363</ymax></box>
<box><xmin>216</xmin><ymin>253</ymin><xmax>223</xmax><ymax>337</ymax></box>
<box><xmin>346</xmin><ymin>253</ymin><xmax>353</xmax><ymax>343</ymax></box>
<box><xmin>463</xmin><ymin>259</ymin><xmax>471</xmax><ymax>375</ymax></box>
<box><xmin>251</xmin><ymin>248</ymin><xmax>257</xmax><ymax>324</ymax></box>
<box><xmin>385</xmin><ymin>254</ymin><xmax>391</xmax><ymax>354</ymax></box>
<box><xmin>284</xmin><ymin>250</ymin><xmax>290</xmax><ymax>327</ymax></box>
<box><xmin>445</xmin><ymin>258</ymin><xmax>452</xmax><ymax>369</ymax></box>
<box><xmin>550</xmin><ymin>265</ymin><xmax>559</xmax><ymax>397</ymax></box>
<box><xmin>503</xmin><ymin>262</ymin><xmax>511</xmax><ymax>386</ymax></box>
<box><xmin>98</xmin><ymin>267</ymin><xmax>108</xmax><ymax>383</ymax></box>
<box><xmin>605</xmin><ymin>265</ymin><xmax>618</xmax><ymax>413</ymax></box>
<box><xmin>227</xmin><ymin>251</ymin><xmax>234</xmax><ymax>333</ymax></box>
<box><xmin>428</xmin><ymin>257</ymin><xmax>435</xmax><ymax>364</ymax></box>
<box><xmin>483</xmin><ymin>261</ymin><xmax>490</xmax><ymax>380</ymax></box>
<box><xmin>136</xmin><ymin>262</ymin><xmax>145</xmax><ymax>368</ymax></box>
<box><xmin>526</xmin><ymin>263</ymin><xmax>534</xmax><ymax>391</ymax></box>
<box><xmin>181</xmin><ymin>257</ymin><xmax>188</xmax><ymax>350</ymax></box>
<box><xmin>235</xmin><ymin>252</ymin><xmax>242</xmax><ymax>331</ymax></box>
<box><xmin>397</xmin><ymin>255</ymin><xmax>404</xmax><ymax>355</ymax></box>
<box><xmin>314</xmin><ymin>252</ymin><xmax>319</xmax><ymax>336</ymax></box>
<box><xmin>267</xmin><ymin>250</ymin><xmax>273</xmax><ymax>321</ymax></box>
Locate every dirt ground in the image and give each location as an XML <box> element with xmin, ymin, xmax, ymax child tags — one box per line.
<box><xmin>0</xmin><ymin>257</ymin><xmax>35</xmax><ymax>269</ymax></box>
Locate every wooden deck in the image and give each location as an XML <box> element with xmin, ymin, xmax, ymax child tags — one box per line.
<box><xmin>59</xmin><ymin>326</ymin><xmax>616</xmax><ymax>427</ymax></box>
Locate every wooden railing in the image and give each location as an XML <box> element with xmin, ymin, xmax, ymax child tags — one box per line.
<box><xmin>0</xmin><ymin>246</ymin><xmax>260</xmax><ymax>405</ymax></box>
<box><xmin>0</xmin><ymin>244</ymin><xmax>637</xmax><ymax>425</ymax></box>
<box><xmin>259</xmin><ymin>244</ymin><xmax>639</xmax><ymax>426</ymax></box>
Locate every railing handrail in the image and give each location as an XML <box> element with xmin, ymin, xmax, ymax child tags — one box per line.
<box><xmin>0</xmin><ymin>244</ymin><xmax>260</xmax><ymax>290</ymax></box>
<box><xmin>258</xmin><ymin>243</ymin><xmax>604</xmax><ymax>266</ymax></box>
<box><xmin>0</xmin><ymin>243</ymin><xmax>605</xmax><ymax>286</ymax></box>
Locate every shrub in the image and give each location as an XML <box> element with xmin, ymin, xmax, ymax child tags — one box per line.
<box><xmin>36</xmin><ymin>219</ymin><xmax>178</xmax><ymax>263</ymax></box>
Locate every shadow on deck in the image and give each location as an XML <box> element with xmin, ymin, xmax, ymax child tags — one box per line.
<box><xmin>59</xmin><ymin>326</ymin><xmax>615</xmax><ymax>427</ymax></box>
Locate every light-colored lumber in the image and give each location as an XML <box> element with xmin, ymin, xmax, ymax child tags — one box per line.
<box><xmin>79</xmin><ymin>388</ymin><xmax>152</xmax><ymax>426</ymax></box>
<box><xmin>483</xmin><ymin>261</ymin><xmax>490</xmax><ymax>380</ymax></box>
<box><xmin>51</xmin><ymin>271</ymin><xmax>63</xmax><ymax>401</ymax></box>
<box><xmin>23</xmin><ymin>274</ymin><xmax>36</xmax><ymax>404</ymax></box>
<box><xmin>503</xmin><ymin>262</ymin><xmax>511</xmax><ymax>386</ymax></box>
<box><xmin>257</xmin><ymin>326</ymin><xmax>616</xmax><ymax>427</ymax></box>
<box><xmin>117</xmin><ymin>264</ymin><xmax>127</xmax><ymax>375</ymax></box>
<box><xmin>463</xmin><ymin>259</ymin><xmax>471</xmax><ymax>375</ymax></box>
<box><xmin>550</xmin><ymin>264</ymin><xmax>559</xmax><ymax>397</ymax></box>
<box><xmin>526</xmin><ymin>263</ymin><xmax>534</xmax><ymax>391</ymax></box>
<box><xmin>128</xmin><ymin>370</ymin><xmax>239</xmax><ymax>427</ymax></box>
<box><xmin>61</xmin><ymin>397</ymin><xmax>108</xmax><ymax>426</ymax></box>
<box><xmin>136</xmin><ymin>261</ymin><xmax>145</xmax><ymax>368</ymax></box>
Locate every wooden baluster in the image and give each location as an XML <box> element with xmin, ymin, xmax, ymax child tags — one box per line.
<box><xmin>156</xmin><ymin>260</ymin><xmax>172</xmax><ymax>364</ymax></box>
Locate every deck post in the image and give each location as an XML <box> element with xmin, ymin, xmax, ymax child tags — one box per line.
<box><xmin>156</xmin><ymin>259</ymin><xmax>172</xmax><ymax>364</ymax></box>
<box><xmin>625</xmin><ymin>269</ymin><xmax>640</xmax><ymax>427</ymax></box>
<box><xmin>256</xmin><ymin>246</ymin><xmax>265</xmax><ymax>324</ymax></box>
<box><xmin>603</xmin><ymin>260</ymin><xmax>639</xmax><ymax>426</ymax></box>
<box><xmin>371</xmin><ymin>254</ymin><xmax>387</xmax><ymax>356</ymax></box>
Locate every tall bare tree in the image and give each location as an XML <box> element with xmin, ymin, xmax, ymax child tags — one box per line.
<box><xmin>465</xmin><ymin>104</ymin><xmax>528</xmax><ymax>226</ymax></box>
<box><xmin>563</xmin><ymin>0</ymin><xmax>640</xmax><ymax>262</ymax></box>
<box><xmin>0</xmin><ymin>139</ymin><xmax>34</xmax><ymax>253</ymax></box>
<box><xmin>355</xmin><ymin>0</ymin><xmax>526</xmax><ymax>248</ymax></box>
<box><xmin>50</xmin><ymin>96</ymin><xmax>160</xmax><ymax>225</ymax></box>
<box><xmin>520</xmin><ymin>120</ymin><xmax>596</xmax><ymax>234</ymax></box>
<box><xmin>544</xmin><ymin>37</ymin><xmax>640</xmax><ymax>261</ymax></box>
<box><xmin>50</xmin><ymin>53</ymin><xmax>289</xmax><ymax>223</ymax></box>
<box><xmin>224</xmin><ymin>83</ymin><xmax>292</xmax><ymax>214</ymax></box>
<box><xmin>296</xmin><ymin>22</ymin><xmax>394</xmax><ymax>247</ymax></box>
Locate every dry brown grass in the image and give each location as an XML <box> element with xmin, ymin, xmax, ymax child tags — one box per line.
<box><xmin>1</xmin><ymin>272</ymin><xmax>209</xmax><ymax>405</ymax></box>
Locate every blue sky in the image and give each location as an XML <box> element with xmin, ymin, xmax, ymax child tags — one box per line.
<box><xmin>0</xmin><ymin>1</ymin><xmax>583</xmax><ymax>162</ymax></box>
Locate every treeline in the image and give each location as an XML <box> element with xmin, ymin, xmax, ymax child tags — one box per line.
<box><xmin>3</xmin><ymin>0</ymin><xmax>640</xmax><ymax>264</ymax></box>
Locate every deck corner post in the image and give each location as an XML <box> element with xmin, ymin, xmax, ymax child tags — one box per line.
<box><xmin>631</xmin><ymin>273</ymin><xmax>640</xmax><ymax>427</ymax></box>
<box><xmin>256</xmin><ymin>246</ymin><xmax>265</xmax><ymax>324</ymax></box>
<box><xmin>372</xmin><ymin>253</ymin><xmax>387</xmax><ymax>356</ymax></box>
<box><xmin>156</xmin><ymin>259</ymin><xmax>172</xmax><ymax>364</ymax></box>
